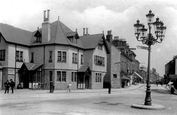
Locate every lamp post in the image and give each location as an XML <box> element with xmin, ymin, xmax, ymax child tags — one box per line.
<box><xmin>133</xmin><ymin>10</ymin><xmax>166</xmax><ymax>106</ymax></box>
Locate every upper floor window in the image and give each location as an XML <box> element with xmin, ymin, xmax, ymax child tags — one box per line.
<box><xmin>68</xmin><ymin>36</ymin><xmax>77</xmax><ymax>44</ymax></box>
<box><xmin>81</xmin><ymin>54</ymin><xmax>83</xmax><ymax>65</ymax></box>
<box><xmin>34</xmin><ymin>30</ymin><xmax>42</xmax><ymax>43</ymax></box>
<box><xmin>98</xmin><ymin>44</ymin><xmax>103</xmax><ymax>50</ymax></box>
<box><xmin>16</xmin><ymin>51</ymin><xmax>23</xmax><ymax>62</ymax></box>
<box><xmin>49</xmin><ymin>51</ymin><xmax>52</xmax><ymax>62</ymax></box>
<box><xmin>72</xmin><ymin>53</ymin><xmax>78</xmax><ymax>64</ymax></box>
<box><xmin>36</xmin><ymin>37</ymin><xmax>41</xmax><ymax>43</ymax></box>
<box><xmin>58</xmin><ymin>51</ymin><xmax>66</xmax><ymax>62</ymax></box>
<box><xmin>94</xmin><ymin>55</ymin><xmax>105</xmax><ymax>66</ymax></box>
<box><xmin>31</xmin><ymin>52</ymin><xmax>34</xmax><ymax>63</ymax></box>
<box><xmin>57</xmin><ymin>71</ymin><xmax>66</xmax><ymax>82</ymax></box>
<box><xmin>0</xmin><ymin>49</ymin><xmax>5</xmax><ymax>61</ymax></box>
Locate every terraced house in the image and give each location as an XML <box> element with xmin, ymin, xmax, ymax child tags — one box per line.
<box><xmin>0</xmin><ymin>10</ymin><xmax>109</xmax><ymax>90</ymax></box>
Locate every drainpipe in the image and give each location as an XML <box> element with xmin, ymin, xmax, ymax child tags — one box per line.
<box><xmin>15</xmin><ymin>44</ymin><xmax>17</xmax><ymax>87</ymax></box>
<box><xmin>43</xmin><ymin>45</ymin><xmax>45</xmax><ymax>89</ymax></box>
<box><xmin>77</xmin><ymin>49</ymin><xmax>79</xmax><ymax>89</ymax></box>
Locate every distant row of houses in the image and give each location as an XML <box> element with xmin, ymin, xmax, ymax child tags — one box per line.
<box><xmin>139</xmin><ymin>66</ymin><xmax>160</xmax><ymax>84</ymax></box>
<box><xmin>0</xmin><ymin>10</ymin><xmax>159</xmax><ymax>90</ymax></box>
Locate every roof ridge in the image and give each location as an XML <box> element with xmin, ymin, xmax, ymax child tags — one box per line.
<box><xmin>54</xmin><ymin>20</ymin><xmax>69</xmax><ymax>44</ymax></box>
<box><xmin>0</xmin><ymin>23</ymin><xmax>32</xmax><ymax>33</ymax></box>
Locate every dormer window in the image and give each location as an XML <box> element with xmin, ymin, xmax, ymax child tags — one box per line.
<box><xmin>34</xmin><ymin>30</ymin><xmax>42</xmax><ymax>43</ymax></box>
<box><xmin>98</xmin><ymin>44</ymin><xmax>103</xmax><ymax>50</ymax></box>
<box><xmin>68</xmin><ymin>36</ymin><xmax>77</xmax><ymax>43</ymax></box>
<box><xmin>66</xmin><ymin>32</ymin><xmax>79</xmax><ymax>44</ymax></box>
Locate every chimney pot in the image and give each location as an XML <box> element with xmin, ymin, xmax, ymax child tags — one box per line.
<box><xmin>86</xmin><ymin>28</ymin><xmax>88</xmax><ymax>35</ymax></box>
<box><xmin>83</xmin><ymin>28</ymin><xmax>85</xmax><ymax>36</ymax></box>
<box><xmin>47</xmin><ymin>9</ymin><xmax>50</xmax><ymax>21</ymax></box>
<box><xmin>44</xmin><ymin>10</ymin><xmax>46</xmax><ymax>22</ymax></box>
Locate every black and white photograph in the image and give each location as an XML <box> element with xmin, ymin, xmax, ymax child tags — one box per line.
<box><xmin>0</xmin><ymin>0</ymin><xmax>177</xmax><ymax>115</ymax></box>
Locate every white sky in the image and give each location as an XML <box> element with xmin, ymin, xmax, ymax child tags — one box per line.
<box><xmin>0</xmin><ymin>0</ymin><xmax>177</xmax><ymax>76</ymax></box>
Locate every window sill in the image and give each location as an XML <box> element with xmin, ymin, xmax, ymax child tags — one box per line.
<box><xmin>16</xmin><ymin>60</ymin><xmax>23</xmax><ymax>62</ymax></box>
<box><xmin>57</xmin><ymin>61</ymin><xmax>66</xmax><ymax>63</ymax></box>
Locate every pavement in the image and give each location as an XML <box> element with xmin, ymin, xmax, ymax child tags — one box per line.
<box><xmin>0</xmin><ymin>84</ymin><xmax>176</xmax><ymax>115</ymax></box>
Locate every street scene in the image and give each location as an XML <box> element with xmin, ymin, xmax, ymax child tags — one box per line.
<box><xmin>0</xmin><ymin>84</ymin><xmax>176</xmax><ymax>115</ymax></box>
<box><xmin>0</xmin><ymin>0</ymin><xmax>177</xmax><ymax>115</ymax></box>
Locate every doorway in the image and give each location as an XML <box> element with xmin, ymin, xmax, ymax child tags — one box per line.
<box><xmin>85</xmin><ymin>75</ymin><xmax>90</xmax><ymax>89</ymax></box>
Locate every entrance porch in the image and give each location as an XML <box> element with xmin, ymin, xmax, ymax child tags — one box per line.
<box><xmin>77</xmin><ymin>66</ymin><xmax>91</xmax><ymax>89</ymax></box>
<box><xmin>18</xmin><ymin>63</ymin><xmax>43</xmax><ymax>89</ymax></box>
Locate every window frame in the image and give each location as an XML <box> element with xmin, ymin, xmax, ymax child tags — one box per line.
<box><xmin>16</xmin><ymin>51</ymin><xmax>23</xmax><ymax>62</ymax></box>
<box><xmin>0</xmin><ymin>49</ymin><xmax>5</xmax><ymax>61</ymax></box>
<box><xmin>81</xmin><ymin>54</ymin><xmax>84</xmax><ymax>65</ymax></box>
<box><xmin>49</xmin><ymin>51</ymin><xmax>52</xmax><ymax>62</ymax></box>
<box><xmin>94</xmin><ymin>55</ymin><xmax>105</xmax><ymax>66</ymax></box>
<box><xmin>72</xmin><ymin>53</ymin><xmax>78</xmax><ymax>64</ymax></box>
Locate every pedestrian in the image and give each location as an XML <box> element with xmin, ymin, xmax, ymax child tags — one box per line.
<box><xmin>10</xmin><ymin>79</ymin><xmax>15</xmax><ymax>93</ymax></box>
<box><xmin>68</xmin><ymin>82</ymin><xmax>71</xmax><ymax>92</ymax></box>
<box><xmin>156</xmin><ymin>81</ymin><xmax>158</xmax><ymax>86</ymax></box>
<box><xmin>108</xmin><ymin>82</ymin><xmax>111</xmax><ymax>94</ymax></box>
<box><xmin>4</xmin><ymin>80</ymin><xmax>10</xmax><ymax>94</ymax></box>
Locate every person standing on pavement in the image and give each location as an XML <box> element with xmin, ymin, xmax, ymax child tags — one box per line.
<box><xmin>108</xmin><ymin>82</ymin><xmax>111</xmax><ymax>94</ymax></box>
<box><xmin>10</xmin><ymin>79</ymin><xmax>15</xmax><ymax>94</ymax></box>
<box><xmin>4</xmin><ymin>80</ymin><xmax>10</xmax><ymax>94</ymax></box>
<box><xmin>68</xmin><ymin>82</ymin><xmax>72</xmax><ymax>92</ymax></box>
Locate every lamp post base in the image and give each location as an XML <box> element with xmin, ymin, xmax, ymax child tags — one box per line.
<box><xmin>131</xmin><ymin>104</ymin><xmax>165</xmax><ymax>110</ymax></box>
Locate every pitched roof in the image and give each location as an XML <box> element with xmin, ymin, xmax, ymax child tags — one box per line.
<box><xmin>78</xmin><ymin>65</ymin><xmax>90</xmax><ymax>72</ymax></box>
<box><xmin>80</xmin><ymin>34</ymin><xmax>104</xmax><ymax>49</ymax></box>
<box><xmin>0</xmin><ymin>23</ymin><xmax>32</xmax><ymax>46</ymax></box>
<box><xmin>0</xmin><ymin>20</ymin><xmax>109</xmax><ymax>52</ymax></box>
<box><xmin>31</xmin><ymin>20</ymin><xmax>84</xmax><ymax>48</ymax></box>
<box><xmin>23</xmin><ymin>62</ymin><xmax>43</xmax><ymax>71</ymax></box>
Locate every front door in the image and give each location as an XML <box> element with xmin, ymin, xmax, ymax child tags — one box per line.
<box><xmin>85</xmin><ymin>75</ymin><xmax>90</xmax><ymax>89</ymax></box>
<box><xmin>22</xmin><ymin>74</ymin><xmax>29</xmax><ymax>88</ymax></box>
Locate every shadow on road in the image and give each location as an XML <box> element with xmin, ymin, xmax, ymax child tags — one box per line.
<box><xmin>151</xmin><ymin>88</ymin><xmax>170</xmax><ymax>95</ymax></box>
<box><xmin>94</xmin><ymin>101</ymin><xmax>123</xmax><ymax>106</ymax></box>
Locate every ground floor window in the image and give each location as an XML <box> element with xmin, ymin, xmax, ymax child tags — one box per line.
<box><xmin>57</xmin><ymin>71</ymin><xmax>66</xmax><ymax>82</ymax></box>
<box><xmin>71</xmin><ymin>72</ymin><xmax>77</xmax><ymax>82</ymax></box>
<box><xmin>95</xmin><ymin>73</ymin><xmax>102</xmax><ymax>82</ymax></box>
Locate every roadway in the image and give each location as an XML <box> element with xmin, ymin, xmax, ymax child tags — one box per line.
<box><xmin>0</xmin><ymin>84</ymin><xmax>176</xmax><ymax>115</ymax></box>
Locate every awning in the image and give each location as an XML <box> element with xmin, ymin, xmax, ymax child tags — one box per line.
<box><xmin>78</xmin><ymin>66</ymin><xmax>90</xmax><ymax>72</ymax></box>
<box><xmin>121</xmin><ymin>75</ymin><xmax>130</xmax><ymax>80</ymax></box>
<box><xmin>134</xmin><ymin>72</ymin><xmax>143</xmax><ymax>79</ymax></box>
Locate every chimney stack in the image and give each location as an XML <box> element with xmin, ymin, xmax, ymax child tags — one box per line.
<box><xmin>42</xmin><ymin>9</ymin><xmax>51</xmax><ymax>42</ymax></box>
<box><xmin>114</xmin><ymin>36</ymin><xmax>119</xmax><ymax>40</ymax></box>
<box><xmin>106</xmin><ymin>30</ymin><xmax>112</xmax><ymax>43</ymax></box>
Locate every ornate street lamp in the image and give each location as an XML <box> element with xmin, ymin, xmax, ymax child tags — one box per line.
<box><xmin>133</xmin><ymin>10</ymin><xmax>166</xmax><ymax>106</ymax></box>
